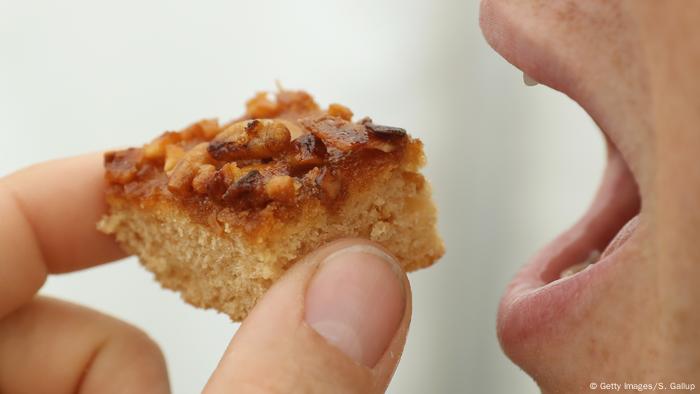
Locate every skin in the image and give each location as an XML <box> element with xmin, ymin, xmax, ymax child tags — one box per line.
<box><xmin>479</xmin><ymin>1</ymin><xmax>700</xmax><ymax>393</ymax></box>
<box><xmin>0</xmin><ymin>153</ymin><xmax>410</xmax><ymax>393</ymax></box>
<box><xmin>4</xmin><ymin>3</ymin><xmax>698</xmax><ymax>392</ymax></box>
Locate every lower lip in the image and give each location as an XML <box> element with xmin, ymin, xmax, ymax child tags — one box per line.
<box><xmin>496</xmin><ymin>219</ymin><xmax>639</xmax><ymax>349</ymax></box>
<box><xmin>496</xmin><ymin>151</ymin><xmax>641</xmax><ymax>352</ymax></box>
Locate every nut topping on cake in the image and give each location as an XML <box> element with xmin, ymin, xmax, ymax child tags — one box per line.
<box><xmin>105</xmin><ymin>90</ymin><xmax>410</xmax><ymax>210</ymax></box>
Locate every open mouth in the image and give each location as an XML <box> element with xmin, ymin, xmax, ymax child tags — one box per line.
<box><xmin>494</xmin><ymin>83</ymin><xmax>644</xmax><ymax>350</ymax></box>
<box><xmin>496</xmin><ymin>80</ymin><xmax>643</xmax><ymax>336</ymax></box>
<box><xmin>479</xmin><ymin>0</ymin><xmax>647</xmax><ymax>351</ymax></box>
<box><xmin>538</xmin><ymin>134</ymin><xmax>641</xmax><ymax>285</ymax></box>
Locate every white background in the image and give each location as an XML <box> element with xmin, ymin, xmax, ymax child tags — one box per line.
<box><xmin>0</xmin><ymin>1</ymin><xmax>604</xmax><ymax>393</ymax></box>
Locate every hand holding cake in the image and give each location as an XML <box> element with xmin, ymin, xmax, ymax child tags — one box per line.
<box><xmin>0</xmin><ymin>89</ymin><xmax>443</xmax><ymax>393</ymax></box>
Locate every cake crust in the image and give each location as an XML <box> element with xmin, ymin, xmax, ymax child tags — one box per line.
<box><xmin>99</xmin><ymin>90</ymin><xmax>444</xmax><ymax>320</ymax></box>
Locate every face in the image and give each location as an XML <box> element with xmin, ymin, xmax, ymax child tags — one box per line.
<box><xmin>480</xmin><ymin>1</ymin><xmax>700</xmax><ymax>392</ymax></box>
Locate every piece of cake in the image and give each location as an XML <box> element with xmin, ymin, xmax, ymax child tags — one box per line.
<box><xmin>98</xmin><ymin>90</ymin><xmax>444</xmax><ymax>321</ymax></box>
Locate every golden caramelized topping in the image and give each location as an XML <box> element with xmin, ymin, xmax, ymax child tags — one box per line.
<box><xmin>245</xmin><ymin>90</ymin><xmax>319</xmax><ymax>119</ymax></box>
<box><xmin>167</xmin><ymin>143</ymin><xmax>213</xmax><ymax>196</ymax></box>
<box><xmin>208</xmin><ymin>119</ymin><xmax>291</xmax><ymax>161</ymax></box>
<box><xmin>301</xmin><ymin>116</ymin><xmax>368</xmax><ymax>152</ymax></box>
<box><xmin>105</xmin><ymin>148</ymin><xmax>143</xmax><ymax>184</ymax></box>
<box><xmin>104</xmin><ymin>90</ymin><xmax>412</xmax><ymax>211</ymax></box>
<box><xmin>264</xmin><ymin>175</ymin><xmax>297</xmax><ymax>203</ymax></box>
<box><xmin>327</xmin><ymin>103</ymin><xmax>353</xmax><ymax>121</ymax></box>
<box><xmin>288</xmin><ymin>133</ymin><xmax>327</xmax><ymax>175</ymax></box>
<box><xmin>361</xmin><ymin>117</ymin><xmax>407</xmax><ymax>139</ymax></box>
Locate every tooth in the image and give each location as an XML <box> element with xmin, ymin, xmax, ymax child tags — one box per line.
<box><xmin>559</xmin><ymin>250</ymin><xmax>601</xmax><ymax>279</ymax></box>
<box><xmin>559</xmin><ymin>262</ymin><xmax>590</xmax><ymax>279</ymax></box>
<box><xmin>523</xmin><ymin>72</ymin><xmax>539</xmax><ymax>86</ymax></box>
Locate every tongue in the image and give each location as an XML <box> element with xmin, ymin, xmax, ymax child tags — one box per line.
<box><xmin>601</xmin><ymin>214</ymin><xmax>640</xmax><ymax>259</ymax></box>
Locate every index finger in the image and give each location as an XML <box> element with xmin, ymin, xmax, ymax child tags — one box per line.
<box><xmin>0</xmin><ymin>153</ymin><xmax>125</xmax><ymax>318</ymax></box>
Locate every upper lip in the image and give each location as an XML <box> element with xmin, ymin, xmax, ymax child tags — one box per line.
<box><xmin>478</xmin><ymin>0</ymin><xmax>642</xmax><ymax>184</ymax></box>
<box><xmin>479</xmin><ymin>0</ymin><xmax>644</xmax><ymax>359</ymax></box>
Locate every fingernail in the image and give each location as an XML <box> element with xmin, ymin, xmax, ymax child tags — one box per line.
<box><xmin>304</xmin><ymin>244</ymin><xmax>406</xmax><ymax>367</ymax></box>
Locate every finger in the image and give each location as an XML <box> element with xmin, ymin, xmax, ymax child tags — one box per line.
<box><xmin>204</xmin><ymin>239</ymin><xmax>411</xmax><ymax>394</ymax></box>
<box><xmin>0</xmin><ymin>297</ymin><xmax>169</xmax><ymax>394</ymax></box>
<box><xmin>0</xmin><ymin>153</ymin><xmax>124</xmax><ymax>317</ymax></box>
<box><xmin>2</xmin><ymin>152</ymin><xmax>124</xmax><ymax>272</ymax></box>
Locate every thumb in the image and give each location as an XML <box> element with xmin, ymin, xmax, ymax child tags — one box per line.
<box><xmin>204</xmin><ymin>238</ymin><xmax>412</xmax><ymax>394</ymax></box>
